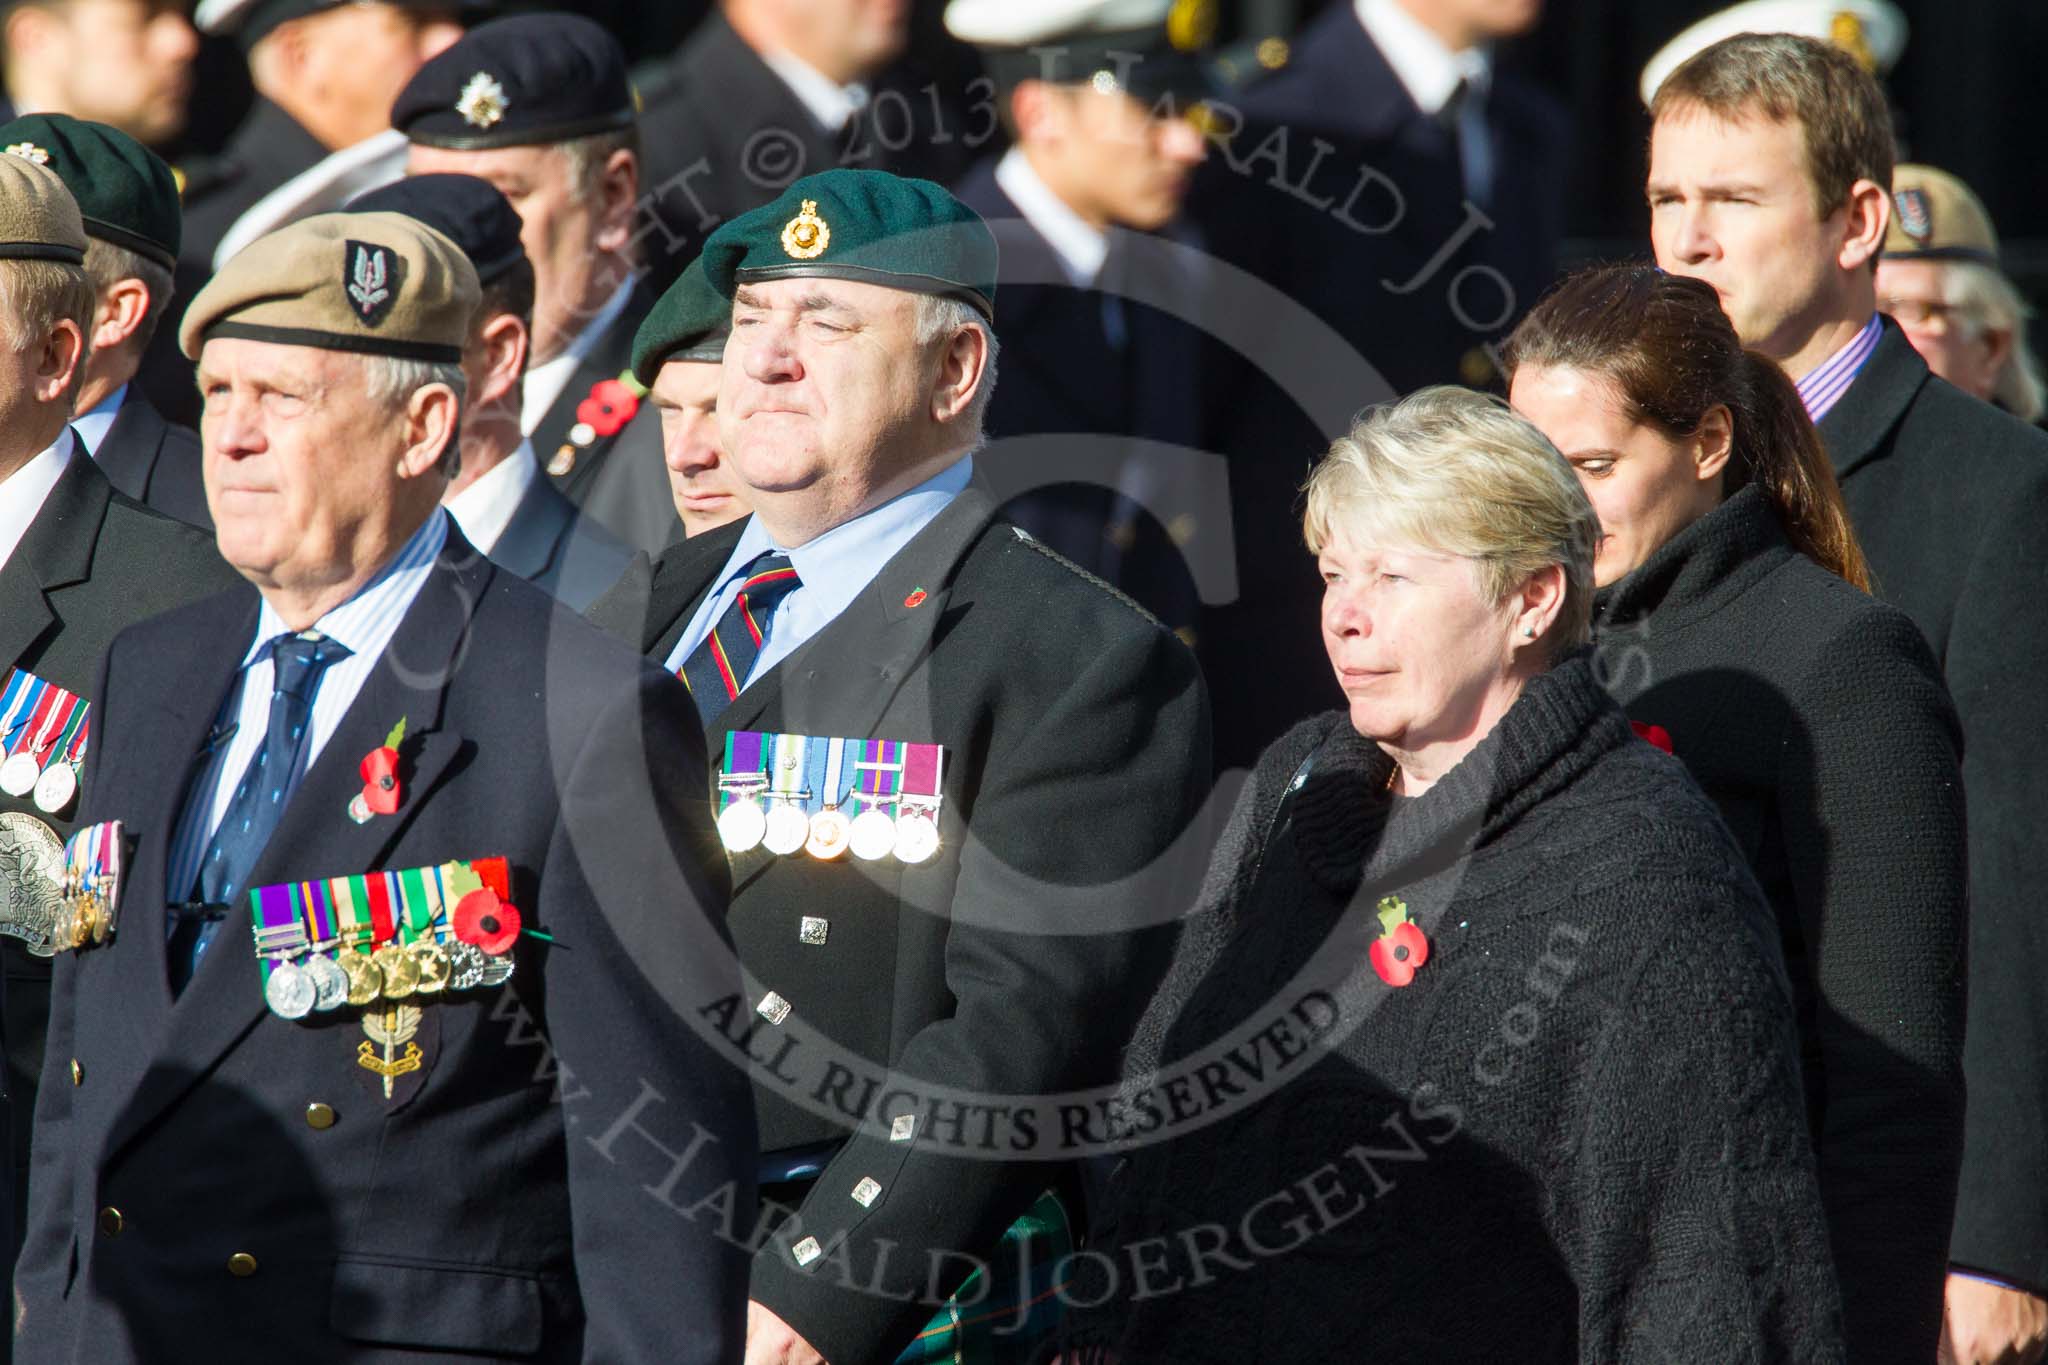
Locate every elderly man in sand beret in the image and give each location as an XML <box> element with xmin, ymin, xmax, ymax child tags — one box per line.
<box><xmin>14</xmin><ymin>207</ymin><xmax>755</xmax><ymax>1365</ymax></box>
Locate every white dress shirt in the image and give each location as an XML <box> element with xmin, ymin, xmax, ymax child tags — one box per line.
<box><xmin>0</xmin><ymin>429</ymin><xmax>75</xmax><ymax>574</ymax></box>
<box><xmin>71</xmin><ymin>383</ymin><xmax>127</xmax><ymax>457</ymax></box>
<box><xmin>444</xmin><ymin>439</ymin><xmax>539</xmax><ymax>554</ymax></box>
<box><xmin>1356</xmin><ymin>0</ymin><xmax>1495</xmax><ymax>202</ymax></box>
<box><xmin>994</xmin><ymin>147</ymin><xmax>1109</xmax><ymax>289</ymax></box>
<box><xmin>760</xmin><ymin>47</ymin><xmax>869</xmax><ymax>133</ymax></box>
<box><xmin>521</xmin><ymin>276</ymin><xmax>639</xmax><ymax>436</ymax></box>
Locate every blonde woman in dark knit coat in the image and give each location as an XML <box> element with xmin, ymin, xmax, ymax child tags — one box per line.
<box><xmin>1508</xmin><ymin>265</ymin><xmax>1966</xmax><ymax>1365</ymax></box>
<box><xmin>1065</xmin><ymin>387</ymin><xmax>1842</xmax><ymax>1363</ymax></box>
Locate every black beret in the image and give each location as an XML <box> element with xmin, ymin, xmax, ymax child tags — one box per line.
<box><xmin>0</xmin><ymin>114</ymin><xmax>180</xmax><ymax>268</ymax></box>
<box><xmin>348</xmin><ymin>173</ymin><xmax>527</xmax><ymax>285</ymax></box>
<box><xmin>392</xmin><ymin>13</ymin><xmax>634</xmax><ymax>151</ymax></box>
<box><xmin>701</xmin><ymin>169</ymin><xmax>998</xmax><ymax>320</ymax></box>
<box><xmin>631</xmin><ymin>259</ymin><xmax>728</xmax><ymax>386</ymax></box>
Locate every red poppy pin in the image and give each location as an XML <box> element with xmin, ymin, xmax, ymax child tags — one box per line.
<box><xmin>453</xmin><ymin>885</ymin><xmax>523</xmax><ymax>957</ymax></box>
<box><xmin>1630</xmin><ymin>721</ymin><xmax>1675</xmax><ymax>755</ymax></box>
<box><xmin>575</xmin><ymin>376</ymin><xmax>641</xmax><ymax>440</ymax></box>
<box><xmin>1370</xmin><ymin>895</ymin><xmax>1429</xmax><ymax>988</ymax></box>
<box><xmin>349</xmin><ymin>717</ymin><xmax>407</xmax><ymax>824</ymax></box>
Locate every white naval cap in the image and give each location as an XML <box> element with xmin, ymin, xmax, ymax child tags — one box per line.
<box><xmin>1639</xmin><ymin>0</ymin><xmax>1907</xmax><ymax>107</ymax></box>
<box><xmin>944</xmin><ymin>0</ymin><xmax>1174</xmax><ymax>47</ymax></box>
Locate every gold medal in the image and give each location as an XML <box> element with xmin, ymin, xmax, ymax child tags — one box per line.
<box><xmin>340</xmin><ymin>949</ymin><xmax>383</xmax><ymax>1006</ymax></box>
<box><xmin>805</xmin><ymin>807</ymin><xmax>851</xmax><ymax>860</ymax></box>
<box><xmin>373</xmin><ymin>943</ymin><xmax>420</xmax><ymax>999</ymax></box>
<box><xmin>405</xmin><ymin>940</ymin><xmax>451</xmax><ymax>995</ymax></box>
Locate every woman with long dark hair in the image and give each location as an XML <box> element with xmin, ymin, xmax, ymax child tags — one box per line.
<box><xmin>1507</xmin><ymin>263</ymin><xmax>1967</xmax><ymax>1363</ymax></box>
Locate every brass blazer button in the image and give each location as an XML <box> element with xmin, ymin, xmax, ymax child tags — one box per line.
<box><xmin>97</xmin><ymin>1207</ymin><xmax>122</xmax><ymax>1237</ymax></box>
<box><xmin>226</xmin><ymin>1253</ymin><xmax>258</xmax><ymax>1277</ymax></box>
<box><xmin>69</xmin><ymin>1059</ymin><xmax>81</xmax><ymax>1086</ymax></box>
<box><xmin>304</xmin><ymin>1102</ymin><xmax>336</xmax><ymax>1130</ymax></box>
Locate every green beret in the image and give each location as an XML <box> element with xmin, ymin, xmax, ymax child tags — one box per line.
<box><xmin>0</xmin><ymin>114</ymin><xmax>180</xmax><ymax>268</ymax></box>
<box><xmin>179</xmin><ymin>210</ymin><xmax>479</xmax><ymax>364</ymax></box>
<box><xmin>699</xmin><ymin>169</ymin><xmax>997</xmax><ymax>320</ymax></box>
<box><xmin>631</xmin><ymin>259</ymin><xmax>730</xmax><ymax>386</ymax></box>
<box><xmin>0</xmin><ymin>153</ymin><xmax>87</xmax><ymax>264</ymax></box>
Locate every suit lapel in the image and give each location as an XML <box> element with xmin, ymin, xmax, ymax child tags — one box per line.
<box><xmin>106</xmin><ymin>539</ymin><xmax>490</xmax><ymax>1159</ymax></box>
<box><xmin>489</xmin><ymin>474</ymin><xmax>571</xmax><ymax>582</ymax></box>
<box><xmin>0</xmin><ymin>447</ymin><xmax>111</xmax><ymax>670</ymax></box>
<box><xmin>1818</xmin><ymin>319</ymin><xmax>1929</xmax><ymax>482</ymax></box>
<box><xmin>535</xmin><ymin>284</ymin><xmax>656</xmax><ymax>501</ymax></box>
<box><xmin>88</xmin><ymin>396</ymin><xmax>166</xmax><ymax>504</ymax></box>
<box><xmin>642</xmin><ymin>518</ymin><xmax>748</xmax><ymax>659</ymax></box>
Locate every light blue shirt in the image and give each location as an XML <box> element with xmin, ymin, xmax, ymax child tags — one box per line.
<box><xmin>167</xmin><ymin>511</ymin><xmax>448</xmax><ymax>951</ymax></box>
<box><xmin>664</xmin><ymin>456</ymin><xmax>972</xmax><ymax>687</ymax></box>
<box><xmin>71</xmin><ymin>383</ymin><xmax>127</xmax><ymax>457</ymax></box>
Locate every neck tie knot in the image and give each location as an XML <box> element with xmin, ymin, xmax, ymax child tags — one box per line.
<box><xmin>681</xmin><ymin>551</ymin><xmax>803</xmax><ymax>727</ymax></box>
<box><xmin>269</xmin><ymin>632</ymin><xmax>349</xmax><ymax>701</ymax></box>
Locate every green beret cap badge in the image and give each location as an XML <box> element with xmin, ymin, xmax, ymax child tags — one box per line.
<box><xmin>4</xmin><ymin>143</ymin><xmax>48</xmax><ymax>166</ymax></box>
<box><xmin>781</xmin><ymin>199</ymin><xmax>830</xmax><ymax>260</ymax></box>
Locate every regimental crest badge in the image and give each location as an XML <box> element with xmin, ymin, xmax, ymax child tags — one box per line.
<box><xmin>344</xmin><ymin>241</ymin><xmax>399</xmax><ymax>327</ymax></box>
<box><xmin>456</xmin><ymin>71</ymin><xmax>509</xmax><ymax>130</ymax></box>
<box><xmin>1894</xmin><ymin>187</ymin><xmax>1934</xmax><ymax>246</ymax></box>
<box><xmin>1167</xmin><ymin>0</ymin><xmax>1219</xmax><ymax>53</ymax></box>
<box><xmin>1830</xmin><ymin>12</ymin><xmax>1876</xmax><ymax>71</ymax></box>
<box><xmin>781</xmin><ymin>199</ymin><xmax>830</xmax><ymax>260</ymax></box>
<box><xmin>355</xmin><ymin>1000</ymin><xmax>439</xmax><ymax>1108</ymax></box>
<box><xmin>3</xmin><ymin>143</ymin><xmax>48</xmax><ymax>166</ymax></box>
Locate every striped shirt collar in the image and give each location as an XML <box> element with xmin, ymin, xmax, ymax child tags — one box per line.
<box><xmin>1795</xmin><ymin>314</ymin><xmax>1883</xmax><ymax>424</ymax></box>
<box><xmin>245</xmin><ymin>508</ymin><xmax>449</xmax><ymax>668</ymax></box>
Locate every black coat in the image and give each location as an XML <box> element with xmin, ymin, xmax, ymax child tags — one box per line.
<box><xmin>530</xmin><ymin>285</ymin><xmax>681</xmax><ymax>562</ymax></box>
<box><xmin>589</xmin><ymin>484</ymin><xmax>1211</xmax><ymax>1364</ymax></box>
<box><xmin>15</xmin><ymin>528</ymin><xmax>756</xmax><ymax>1364</ymax></box>
<box><xmin>1075</xmin><ymin>660</ymin><xmax>1842</xmax><ymax>1362</ymax></box>
<box><xmin>1592</xmin><ymin>485</ymin><xmax>1966</xmax><ymax>1360</ymax></box>
<box><xmin>88</xmin><ymin>394</ymin><xmax>210</xmax><ymax>531</ymax></box>
<box><xmin>0</xmin><ymin>452</ymin><xmax>239</xmax><ymax>1278</ymax></box>
<box><xmin>630</xmin><ymin>12</ymin><xmax>974</xmax><ymax>290</ymax></box>
<box><xmin>1817</xmin><ymin>319</ymin><xmax>2048</xmax><ymax>1293</ymax></box>
<box><xmin>485</xmin><ymin>469</ymin><xmax>637</xmax><ymax>615</ymax></box>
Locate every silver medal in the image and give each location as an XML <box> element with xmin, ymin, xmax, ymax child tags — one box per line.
<box><xmin>31</xmin><ymin>762</ymin><xmax>76</xmax><ymax>815</ymax></box>
<box><xmin>304</xmin><ymin>953</ymin><xmax>349</xmax><ymax>1011</ymax></box>
<box><xmin>893</xmin><ymin>811</ymin><xmax>940</xmax><ymax>865</ymax></box>
<box><xmin>263</xmin><ymin>960</ymin><xmax>316</xmax><ymax>1019</ymax></box>
<box><xmin>478</xmin><ymin>950</ymin><xmax>515</xmax><ymax>987</ymax></box>
<box><xmin>446</xmin><ymin>940</ymin><xmax>489</xmax><ymax>990</ymax></box>
<box><xmin>848</xmin><ymin>808</ymin><xmax>897</xmax><ymax>862</ymax></box>
<box><xmin>0</xmin><ymin>753</ymin><xmax>40</xmax><ymax>798</ymax></box>
<box><xmin>718</xmin><ymin>797</ymin><xmax>766</xmax><ymax>853</ymax></box>
<box><xmin>762</xmin><ymin>802</ymin><xmax>809</xmax><ymax>856</ymax></box>
<box><xmin>0</xmin><ymin>811</ymin><xmax>63</xmax><ymax>957</ymax></box>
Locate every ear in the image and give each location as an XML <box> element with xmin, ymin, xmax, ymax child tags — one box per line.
<box><xmin>472</xmin><ymin>311</ymin><xmax>528</xmax><ymax>414</ymax></box>
<box><xmin>1694</xmin><ymin>402</ymin><xmax>1734</xmax><ymax>483</ymax></box>
<box><xmin>1981</xmin><ymin>325</ymin><xmax>2015</xmax><ymax>373</ymax></box>
<box><xmin>590</xmin><ymin>146</ymin><xmax>642</xmax><ymax>257</ymax></box>
<box><xmin>90</xmin><ymin>277</ymin><xmax>153</xmax><ymax>354</ymax></box>
<box><xmin>35</xmin><ymin>318</ymin><xmax>84</xmax><ymax>405</ymax></box>
<box><xmin>1838</xmin><ymin>177</ymin><xmax>1890</xmax><ymax>273</ymax></box>
<box><xmin>3</xmin><ymin>5</ymin><xmax>53</xmax><ymax>61</ymax></box>
<box><xmin>928</xmin><ymin>320</ymin><xmax>990</xmax><ymax>427</ymax></box>
<box><xmin>1512</xmin><ymin>562</ymin><xmax>1568</xmax><ymax>648</ymax></box>
<box><xmin>1009</xmin><ymin>80</ymin><xmax>1059</xmax><ymax>143</ymax></box>
<box><xmin>397</xmin><ymin>381</ymin><xmax>461</xmax><ymax>481</ymax></box>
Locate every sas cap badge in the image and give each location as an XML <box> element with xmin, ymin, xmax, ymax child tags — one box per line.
<box><xmin>344</xmin><ymin>241</ymin><xmax>399</xmax><ymax>327</ymax></box>
<box><xmin>3</xmin><ymin>143</ymin><xmax>48</xmax><ymax>165</ymax></box>
<box><xmin>781</xmin><ymin>199</ymin><xmax>830</xmax><ymax>260</ymax></box>
<box><xmin>456</xmin><ymin>71</ymin><xmax>509</xmax><ymax>130</ymax></box>
<box><xmin>1894</xmin><ymin>187</ymin><xmax>1933</xmax><ymax>245</ymax></box>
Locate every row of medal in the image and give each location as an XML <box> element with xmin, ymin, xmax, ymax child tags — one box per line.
<box><xmin>0</xmin><ymin>669</ymin><xmax>88</xmax><ymax>816</ymax></box>
<box><xmin>717</xmin><ymin>732</ymin><xmax>943</xmax><ymax>864</ymax></box>
<box><xmin>251</xmin><ymin>857</ymin><xmax>516</xmax><ymax>1020</ymax></box>
<box><xmin>53</xmin><ymin>819</ymin><xmax>124</xmax><ymax>957</ymax></box>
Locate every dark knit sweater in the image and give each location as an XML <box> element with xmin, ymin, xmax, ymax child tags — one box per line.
<box><xmin>1074</xmin><ymin>657</ymin><xmax>1843</xmax><ymax>1362</ymax></box>
<box><xmin>1593</xmin><ymin>487</ymin><xmax>1967</xmax><ymax>1363</ymax></box>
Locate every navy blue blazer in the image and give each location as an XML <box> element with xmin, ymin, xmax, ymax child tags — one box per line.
<box><xmin>87</xmin><ymin>394</ymin><xmax>211</xmax><ymax>531</ymax></box>
<box><xmin>487</xmin><ymin>470</ymin><xmax>638</xmax><ymax>615</ymax></box>
<box><xmin>16</xmin><ymin>527</ymin><xmax>756</xmax><ymax>1364</ymax></box>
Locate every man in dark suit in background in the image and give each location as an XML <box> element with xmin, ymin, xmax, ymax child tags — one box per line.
<box><xmin>1649</xmin><ymin>32</ymin><xmax>2048</xmax><ymax>1365</ymax></box>
<box><xmin>943</xmin><ymin>0</ymin><xmax>1215</xmax><ymax>646</ymax></box>
<box><xmin>16</xmin><ymin>207</ymin><xmax>753</xmax><ymax>1364</ymax></box>
<box><xmin>0</xmin><ymin>0</ymin><xmax>197</xmax><ymax>146</ymax></box>
<box><xmin>0</xmin><ymin>114</ymin><xmax>209</xmax><ymax>528</ymax></box>
<box><xmin>0</xmin><ymin>150</ymin><xmax>235</xmax><ymax>1340</ymax></box>
<box><xmin>396</xmin><ymin>12</ymin><xmax>677</xmax><ymax>560</ymax></box>
<box><xmin>594</xmin><ymin>168</ymin><xmax>1209</xmax><ymax>1365</ymax></box>
<box><xmin>632</xmin><ymin>0</ymin><xmax>974</xmax><ymax>291</ymax></box>
<box><xmin>350</xmin><ymin>173</ymin><xmax>635</xmax><ymax>614</ymax></box>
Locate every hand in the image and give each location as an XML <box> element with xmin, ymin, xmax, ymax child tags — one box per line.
<box><xmin>745</xmin><ymin>1300</ymin><xmax>829</xmax><ymax>1365</ymax></box>
<box><xmin>1941</xmin><ymin>1273</ymin><xmax>2048</xmax><ymax>1365</ymax></box>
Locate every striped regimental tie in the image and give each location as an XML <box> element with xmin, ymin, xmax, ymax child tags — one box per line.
<box><xmin>680</xmin><ymin>551</ymin><xmax>802</xmax><ymax>728</ymax></box>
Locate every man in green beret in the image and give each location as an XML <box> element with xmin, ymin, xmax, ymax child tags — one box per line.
<box><xmin>0</xmin><ymin>114</ymin><xmax>208</xmax><ymax>528</ymax></box>
<box><xmin>593</xmin><ymin>167</ymin><xmax>1209</xmax><ymax>1365</ymax></box>
<box><xmin>16</xmin><ymin>207</ymin><xmax>755</xmax><ymax>1363</ymax></box>
<box><xmin>0</xmin><ymin>149</ymin><xmax>234</xmax><ymax>1312</ymax></box>
<box><xmin>631</xmin><ymin>258</ymin><xmax>749</xmax><ymax>540</ymax></box>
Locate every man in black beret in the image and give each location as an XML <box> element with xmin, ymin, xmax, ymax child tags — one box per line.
<box><xmin>0</xmin><ymin>149</ymin><xmax>236</xmax><ymax>1324</ymax></box>
<box><xmin>395</xmin><ymin>11</ymin><xmax>678</xmax><ymax>562</ymax></box>
<box><xmin>629</xmin><ymin>258</ymin><xmax>749</xmax><ymax>540</ymax></box>
<box><xmin>348</xmin><ymin>173</ymin><xmax>636</xmax><ymax>614</ymax></box>
<box><xmin>0</xmin><ymin>114</ymin><xmax>209</xmax><ymax>529</ymax></box>
<box><xmin>630</xmin><ymin>0</ymin><xmax>973</xmax><ymax>293</ymax></box>
<box><xmin>591</xmin><ymin>168</ymin><xmax>1208</xmax><ymax>1365</ymax></box>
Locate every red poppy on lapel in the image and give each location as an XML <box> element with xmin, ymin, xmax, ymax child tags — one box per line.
<box><xmin>349</xmin><ymin>717</ymin><xmax>408</xmax><ymax>823</ymax></box>
<box><xmin>453</xmin><ymin>886</ymin><xmax>522</xmax><ymax>957</ymax></box>
<box><xmin>576</xmin><ymin>377</ymin><xmax>640</xmax><ymax>438</ymax></box>
<box><xmin>1630</xmin><ymin>721</ymin><xmax>1674</xmax><ymax>755</ymax></box>
<box><xmin>1370</xmin><ymin>895</ymin><xmax>1429</xmax><ymax>988</ymax></box>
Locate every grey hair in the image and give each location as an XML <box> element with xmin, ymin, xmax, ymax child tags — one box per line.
<box><xmin>1303</xmin><ymin>385</ymin><xmax>1600</xmax><ymax>662</ymax></box>
<box><xmin>913</xmin><ymin>293</ymin><xmax>999</xmax><ymax>451</ymax></box>
<box><xmin>1940</xmin><ymin>260</ymin><xmax>2047</xmax><ymax>423</ymax></box>
<box><xmin>362</xmin><ymin>354</ymin><xmax>468</xmax><ymax>479</ymax></box>
<box><xmin>82</xmin><ymin>238</ymin><xmax>175</xmax><ymax>358</ymax></box>
<box><xmin>0</xmin><ymin>257</ymin><xmax>94</xmax><ymax>376</ymax></box>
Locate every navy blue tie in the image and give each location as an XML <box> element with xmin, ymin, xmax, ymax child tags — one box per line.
<box><xmin>169</xmin><ymin>632</ymin><xmax>348</xmax><ymax>994</ymax></box>
<box><xmin>679</xmin><ymin>552</ymin><xmax>801</xmax><ymax>728</ymax></box>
